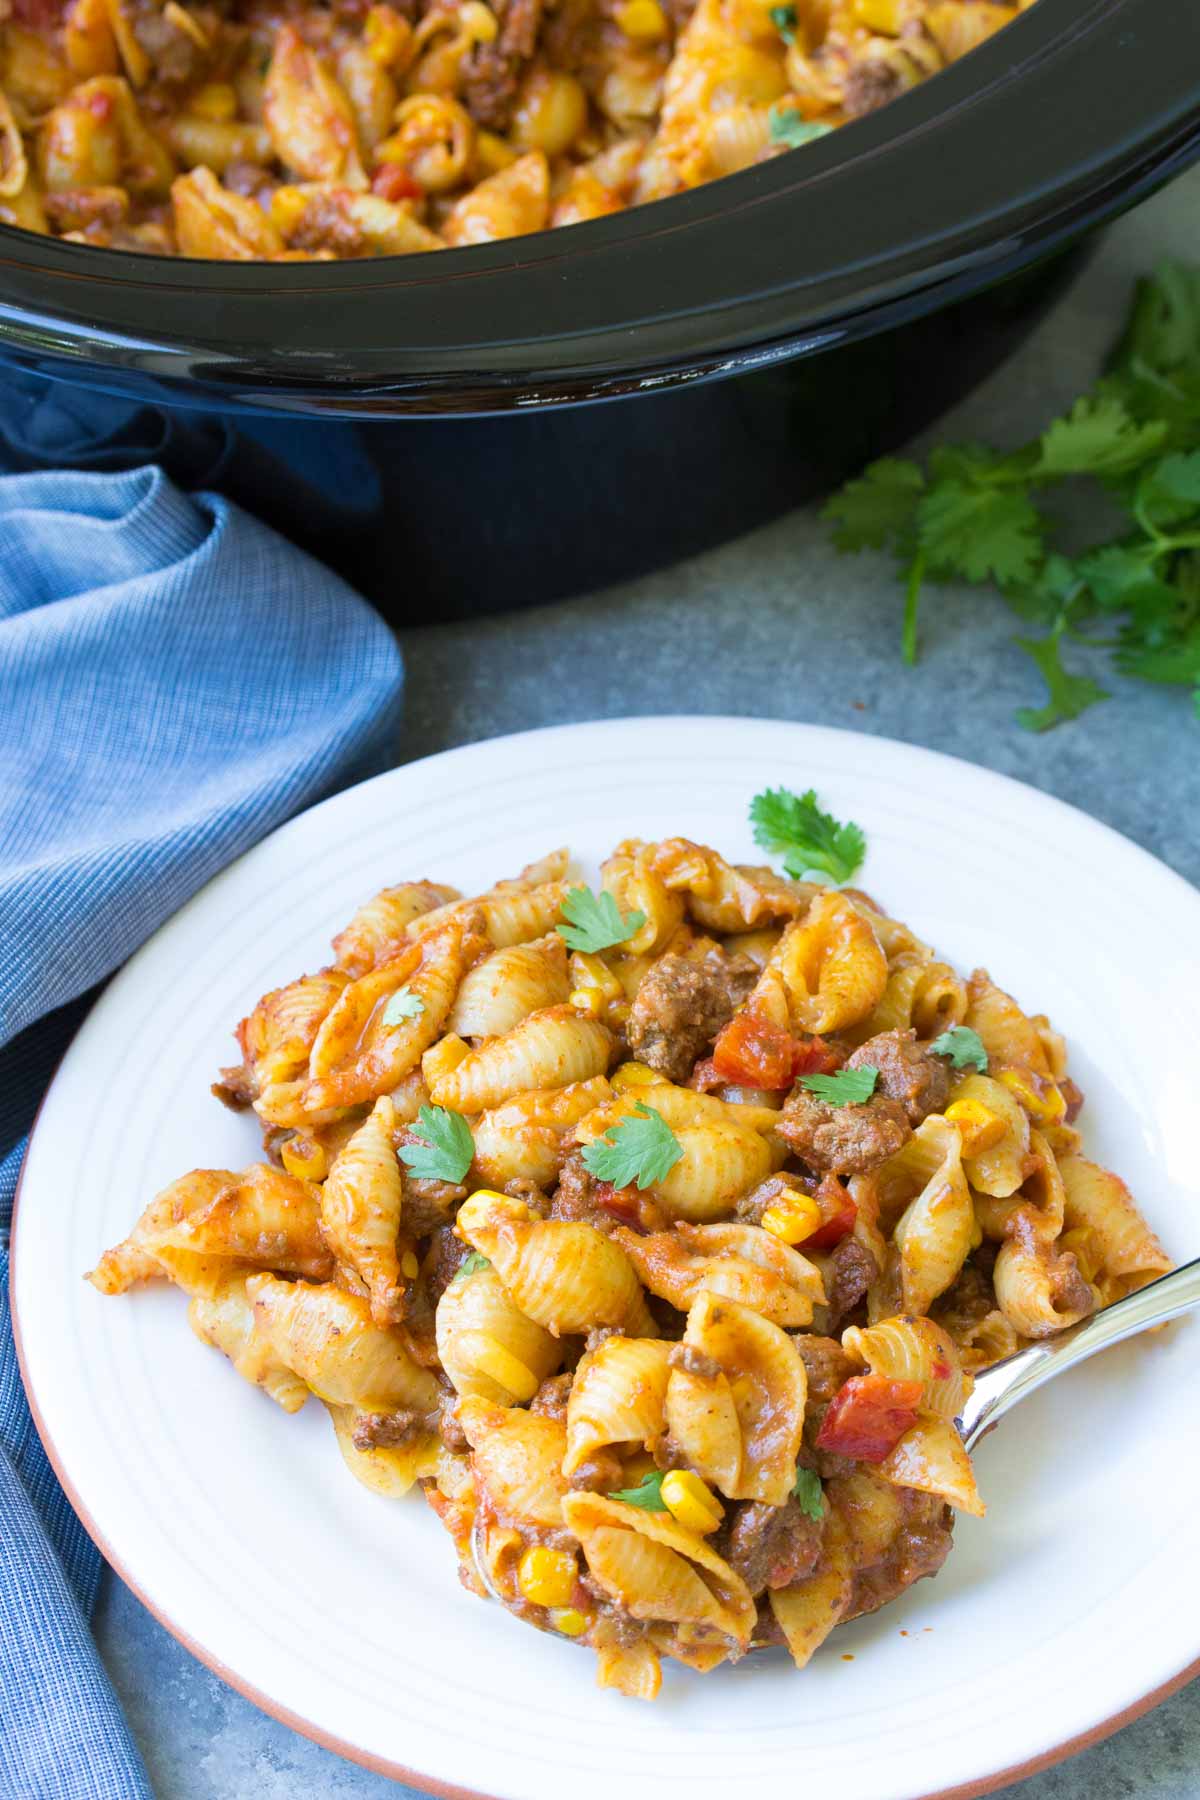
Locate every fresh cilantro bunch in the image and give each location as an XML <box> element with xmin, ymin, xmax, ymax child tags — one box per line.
<box><xmin>823</xmin><ymin>261</ymin><xmax>1200</xmax><ymax>729</ymax></box>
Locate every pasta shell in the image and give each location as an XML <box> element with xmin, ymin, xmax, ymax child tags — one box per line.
<box><xmin>767</xmin><ymin>1511</ymin><xmax>853</xmax><ymax>1669</ymax></box>
<box><xmin>665</xmin><ymin>1291</ymin><xmax>806</xmax><ymax>1504</ymax></box>
<box><xmin>320</xmin><ymin>1096</ymin><xmax>407</xmax><ymax>1324</ymax></box>
<box><xmin>1059</xmin><ymin>1152</ymin><xmax>1171</xmax><ymax>1303</ymax></box>
<box><xmin>436</xmin><ymin>1263</ymin><xmax>561</xmax><ymax>1404</ymax></box>
<box><xmin>234</xmin><ymin>966</ymin><xmax>351</xmax><ymax>1093</ymax></box>
<box><xmin>563</xmin><ymin>1491</ymin><xmax>754</xmax><ymax>1653</ymax></box>
<box><xmin>564</xmin><ymin>1336</ymin><xmax>671</xmax><ymax>1476</ymax></box>
<box><xmin>753</xmin><ymin>890</ymin><xmax>888</xmax><ymax>1035</ymax></box>
<box><xmin>614</xmin><ymin>1221</ymin><xmax>824</xmax><ymax>1328</ymax></box>
<box><xmin>304</xmin><ymin>915</ymin><xmax>483</xmax><ymax>1114</ymax></box>
<box><xmin>456</xmin><ymin>1191</ymin><xmax>656</xmax><ymax>1337</ymax></box>
<box><xmin>147</xmin><ymin>1163</ymin><xmax>332</xmax><ymax>1281</ymax></box>
<box><xmin>188</xmin><ymin>1271</ymin><xmax>309</xmax><ymax>1413</ymax></box>
<box><xmin>888</xmin><ymin>1117</ymin><xmax>975</xmax><ymax>1317</ymax></box>
<box><xmin>471</xmin><ymin>1076</ymin><xmax>612</xmax><ymax>1189</ymax></box>
<box><xmin>247</xmin><ymin>1273</ymin><xmax>440</xmax><ymax>1411</ymax></box>
<box><xmin>333</xmin><ymin>880</ymin><xmax>460</xmax><ymax>975</ymax></box>
<box><xmin>877</xmin><ymin>1410</ymin><xmax>985</xmax><ymax>1516</ymax></box>
<box><xmin>842</xmin><ymin>1314</ymin><xmax>969</xmax><ymax>1421</ymax></box>
<box><xmin>965</xmin><ymin>969</ymin><xmax>1052</xmax><ymax>1075</ymax></box>
<box><xmin>86</xmin><ymin>1168</ymin><xmax>237</xmax><ymax>1295</ymax></box>
<box><xmin>646</xmin><ymin>838</ymin><xmax>812</xmax><ymax>933</ymax></box>
<box><xmin>458</xmin><ymin>1395</ymin><xmax>570</xmax><ymax>1527</ymax></box>
<box><xmin>425</xmin><ymin>1005</ymin><xmax>613</xmax><ymax>1113</ymax></box>
<box><xmin>447</xmin><ymin>935</ymin><xmax>570</xmax><ymax>1038</ymax></box>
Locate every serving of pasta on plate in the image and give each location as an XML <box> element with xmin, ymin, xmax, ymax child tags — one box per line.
<box><xmin>86</xmin><ymin>788</ymin><xmax>1170</xmax><ymax>1703</ymax></box>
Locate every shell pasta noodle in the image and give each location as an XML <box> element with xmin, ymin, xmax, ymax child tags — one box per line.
<box><xmin>88</xmin><ymin>826</ymin><xmax>1170</xmax><ymax>1699</ymax></box>
<box><xmin>2</xmin><ymin>0</ymin><xmax>1034</xmax><ymax>259</ymax></box>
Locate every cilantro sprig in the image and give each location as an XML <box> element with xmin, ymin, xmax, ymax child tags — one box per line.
<box><xmin>769</xmin><ymin>2</ymin><xmax>797</xmax><ymax>41</ymax></box>
<box><xmin>792</xmin><ymin>1467</ymin><xmax>824</xmax><ymax>1521</ymax></box>
<box><xmin>750</xmin><ymin>785</ymin><xmax>865</xmax><ymax>885</ymax></box>
<box><xmin>381</xmin><ymin>987</ymin><xmax>424</xmax><ymax>1027</ymax></box>
<box><xmin>580</xmin><ymin>1103</ymin><xmax>683</xmax><ymax>1190</ymax></box>
<box><xmin>609</xmin><ymin>1471</ymin><xmax>668</xmax><ymax>1511</ymax></box>
<box><xmin>768</xmin><ymin>106</ymin><xmax>833</xmax><ymax>150</ymax></box>
<box><xmin>453</xmin><ymin>1250</ymin><xmax>492</xmax><ymax>1282</ymax></box>
<box><xmin>556</xmin><ymin>885</ymin><xmax>645</xmax><ymax>954</ymax></box>
<box><xmin>397</xmin><ymin>1105</ymin><xmax>474</xmax><ymax>1184</ymax></box>
<box><xmin>800</xmin><ymin>1066</ymin><xmax>878</xmax><ymax>1107</ymax></box>
<box><xmin>929</xmin><ymin>1025</ymin><xmax>989</xmax><ymax>1072</ymax></box>
<box><xmin>823</xmin><ymin>261</ymin><xmax>1200</xmax><ymax>727</ymax></box>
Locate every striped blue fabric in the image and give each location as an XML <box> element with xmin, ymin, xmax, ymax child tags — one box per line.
<box><xmin>0</xmin><ymin>466</ymin><xmax>405</xmax><ymax>1800</ymax></box>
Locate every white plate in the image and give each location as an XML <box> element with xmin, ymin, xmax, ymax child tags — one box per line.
<box><xmin>14</xmin><ymin>717</ymin><xmax>1200</xmax><ymax>1800</ymax></box>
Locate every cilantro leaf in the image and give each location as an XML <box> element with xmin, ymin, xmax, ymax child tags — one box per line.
<box><xmin>580</xmin><ymin>1103</ymin><xmax>683</xmax><ymax>1190</ymax></box>
<box><xmin>792</xmin><ymin>1467</ymin><xmax>824</xmax><ymax>1521</ymax></box>
<box><xmin>453</xmin><ymin>1251</ymin><xmax>492</xmax><ymax>1282</ymax></box>
<box><xmin>1033</xmin><ymin>394</ymin><xmax>1168</xmax><ymax>480</ymax></box>
<box><xmin>1014</xmin><ymin>630</ymin><xmax>1109</xmax><ymax>732</ymax></box>
<box><xmin>381</xmin><ymin>987</ymin><xmax>424</xmax><ymax>1027</ymax></box>
<box><xmin>609</xmin><ymin>1471</ymin><xmax>668</xmax><ymax>1511</ymax></box>
<box><xmin>397</xmin><ymin>1105</ymin><xmax>474</xmax><ymax>1185</ymax></box>
<box><xmin>556</xmin><ymin>885</ymin><xmax>645</xmax><ymax>954</ymax></box>
<box><xmin>929</xmin><ymin>1025</ymin><xmax>989</xmax><ymax>1072</ymax></box>
<box><xmin>749</xmin><ymin>785</ymin><xmax>866</xmax><ymax>885</ymax></box>
<box><xmin>800</xmin><ymin>1066</ymin><xmax>878</xmax><ymax>1107</ymax></box>
<box><xmin>768</xmin><ymin>106</ymin><xmax>833</xmax><ymax>149</ymax></box>
<box><xmin>1135</xmin><ymin>450</ymin><xmax>1200</xmax><ymax>529</ymax></box>
<box><xmin>822</xmin><ymin>457</ymin><xmax>924</xmax><ymax>552</ymax></box>
<box><xmin>769</xmin><ymin>2</ymin><xmax>797</xmax><ymax>40</ymax></box>
<box><xmin>916</xmin><ymin>482</ymin><xmax>1044</xmax><ymax>587</ymax></box>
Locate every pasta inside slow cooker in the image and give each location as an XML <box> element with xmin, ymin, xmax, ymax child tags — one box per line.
<box><xmin>0</xmin><ymin>0</ymin><xmax>1029</xmax><ymax>258</ymax></box>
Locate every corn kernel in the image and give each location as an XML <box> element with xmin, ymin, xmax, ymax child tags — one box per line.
<box><xmin>518</xmin><ymin>1546</ymin><xmax>578</xmax><ymax>1608</ymax></box>
<box><xmin>365</xmin><ymin>2</ymin><xmax>411</xmax><ymax>65</ymax></box>
<box><xmin>459</xmin><ymin>0</ymin><xmax>499</xmax><ymax>40</ymax></box>
<box><xmin>550</xmin><ymin>1606</ymin><xmax>589</xmax><ymax>1637</ymax></box>
<box><xmin>280</xmin><ymin>1135</ymin><xmax>328</xmax><ymax>1182</ymax></box>
<box><xmin>568</xmin><ymin>986</ymin><xmax>605</xmax><ymax>1015</ymax></box>
<box><xmin>189</xmin><ymin>81</ymin><xmax>238</xmax><ymax>121</ymax></box>
<box><xmin>474</xmin><ymin>129</ymin><xmax>517</xmax><ymax>174</ymax></box>
<box><xmin>944</xmin><ymin>1097</ymin><xmax>1007</xmax><ymax>1156</ymax></box>
<box><xmin>400</xmin><ymin>1249</ymin><xmax>420</xmax><ymax>1280</ymax></box>
<box><xmin>854</xmin><ymin>0</ymin><xmax>904</xmax><ymax>31</ymax></box>
<box><xmin>616</xmin><ymin>0</ymin><xmax>668</xmax><ymax>37</ymax></box>
<box><xmin>470</xmin><ymin>1333</ymin><xmax>540</xmax><ymax>1402</ymax></box>
<box><xmin>612</xmin><ymin>1061</ymin><xmax>663</xmax><ymax>1092</ymax></box>
<box><xmin>998</xmin><ymin>1068</ymin><xmax>1066</xmax><ymax>1124</ymax></box>
<box><xmin>760</xmin><ymin>1193</ymin><xmax>823</xmax><ymax>1246</ymax></box>
<box><xmin>661</xmin><ymin>1470</ymin><xmax>724</xmax><ymax>1535</ymax></box>
<box><xmin>269</xmin><ymin>185</ymin><xmax>309</xmax><ymax>235</ymax></box>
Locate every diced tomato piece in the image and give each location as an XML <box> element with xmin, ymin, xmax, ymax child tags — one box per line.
<box><xmin>688</xmin><ymin>1057</ymin><xmax>724</xmax><ymax>1093</ymax></box>
<box><xmin>815</xmin><ymin>1375</ymin><xmax>923</xmax><ymax>1462</ymax></box>
<box><xmin>790</xmin><ymin>1034</ymin><xmax>842</xmax><ymax>1077</ymax></box>
<box><xmin>371</xmin><ymin>162</ymin><xmax>421</xmax><ymax>203</ymax></box>
<box><xmin>594</xmin><ymin>1181</ymin><xmax>662</xmax><ymax>1234</ymax></box>
<box><xmin>801</xmin><ymin>1174</ymin><xmax>857</xmax><ymax>1251</ymax></box>
<box><xmin>86</xmin><ymin>89</ymin><xmax>114</xmax><ymax>121</ymax></box>
<box><xmin>711</xmin><ymin>1009</ymin><xmax>797</xmax><ymax>1089</ymax></box>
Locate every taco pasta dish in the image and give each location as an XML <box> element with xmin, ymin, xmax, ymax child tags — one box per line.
<box><xmin>88</xmin><ymin>817</ymin><xmax>1169</xmax><ymax>1700</ymax></box>
<box><xmin>1</xmin><ymin>0</ymin><xmax>1030</xmax><ymax>258</ymax></box>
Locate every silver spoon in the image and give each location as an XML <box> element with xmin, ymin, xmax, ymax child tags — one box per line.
<box><xmin>958</xmin><ymin>1254</ymin><xmax>1200</xmax><ymax>1451</ymax></box>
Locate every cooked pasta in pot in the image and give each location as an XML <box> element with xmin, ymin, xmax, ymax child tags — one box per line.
<box><xmin>1</xmin><ymin>0</ymin><xmax>1032</xmax><ymax>257</ymax></box>
<box><xmin>88</xmin><ymin>827</ymin><xmax>1168</xmax><ymax>1698</ymax></box>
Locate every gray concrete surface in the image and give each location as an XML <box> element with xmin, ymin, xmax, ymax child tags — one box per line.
<box><xmin>94</xmin><ymin>164</ymin><xmax>1200</xmax><ymax>1796</ymax></box>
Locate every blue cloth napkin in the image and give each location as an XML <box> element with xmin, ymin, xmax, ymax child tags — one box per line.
<box><xmin>0</xmin><ymin>465</ymin><xmax>405</xmax><ymax>1799</ymax></box>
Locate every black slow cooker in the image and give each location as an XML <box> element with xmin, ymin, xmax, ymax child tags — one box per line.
<box><xmin>0</xmin><ymin>0</ymin><xmax>1197</xmax><ymax>615</ymax></box>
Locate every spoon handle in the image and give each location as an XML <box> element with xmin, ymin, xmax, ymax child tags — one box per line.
<box><xmin>958</xmin><ymin>1253</ymin><xmax>1200</xmax><ymax>1452</ymax></box>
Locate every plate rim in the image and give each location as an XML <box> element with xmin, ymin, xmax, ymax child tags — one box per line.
<box><xmin>12</xmin><ymin>713</ymin><xmax>1200</xmax><ymax>1798</ymax></box>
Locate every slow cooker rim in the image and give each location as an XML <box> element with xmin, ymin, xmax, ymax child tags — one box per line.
<box><xmin>0</xmin><ymin>0</ymin><xmax>1197</xmax><ymax>411</ymax></box>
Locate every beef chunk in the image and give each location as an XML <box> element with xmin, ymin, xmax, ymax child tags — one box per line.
<box><xmin>844</xmin><ymin>1491</ymin><xmax>954</xmax><ymax>1620</ymax></box>
<box><xmin>352</xmin><ymin>1408</ymin><xmax>427</xmax><ymax>1450</ymax></box>
<box><xmin>426</xmin><ymin>1226</ymin><xmax>469</xmax><ymax>1304</ymax></box>
<box><xmin>460</xmin><ymin>0</ymin><xmax>542</xmax><ymax>129</ymax></box>
<box><xmin>568</xmin><ymin>1448</ymin><xmax>624</xmax><ymax>1492</ymax></box>
<box><xmin>777</xmin><ymin>1084</ymin><xmax>910</xmax><ymax>1174</ymax></box>
<box><xmin>551</xmin><ymin>1149</ymin><xmax>664</xmax><ymax>1234</ymax></box>
<box><xmin>847</xmin><ymin>1029</ymin><xmax>951</xmax><ymax>1125</ymax></box>
<box><xmin>626</xmin><ymin>948</ymin><xmax>757</xmax><ymax>1084</ymax></box>
<box><xmin>842</xmin><ymin>58</ymin><xmax>904</xmax><ymax>118</ymax></box>
<box><xmin>724</xmin><ymin>1498</ymin><xmax>824</xmax><ymax>1596</ymax></box>
<box><xmin>529</xmin><ymin>1372</ymin><xmax>572</xmax><ymax>1422</ymax></box>
<box><xmin>824</xmin><ymin>1236</ymin><xmax>879</xmax><ymax>1327</ymax></box>
<box><xmin>667</xmin><ymin>1343</ymin><xmax>722</xmax><ymax>1380</ymax></box>
<box><xmin>735</xmin><ymin>1171</ymin><xmax>815</xmax><ymax>1227</ymax></box>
